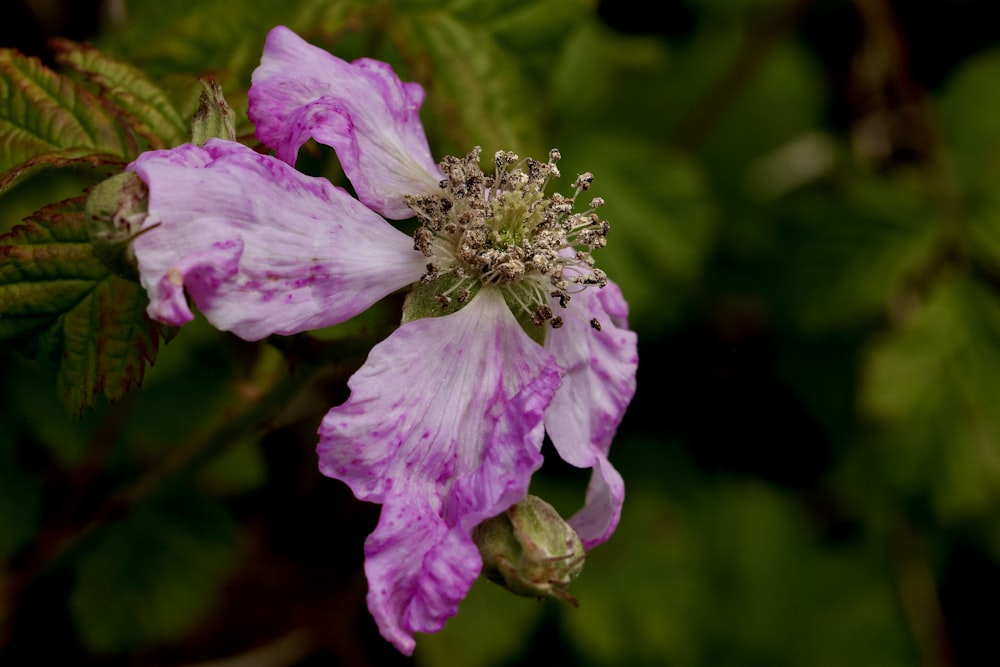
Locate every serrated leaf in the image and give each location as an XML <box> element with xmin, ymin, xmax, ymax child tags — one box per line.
<box><xmin>52</xmin><ymin>39</ymin><xmax>189</xmax><ymax>149</ymax></box>
<box><xmin>69</xmin><ymin>494</ymin><xmax>237</xmax><ymax>652</ymax></box>
<box><xmin>0</xmin><ymin>196</ymin><xmax>166</xmax><ymax>414</ymax></box>
<box><xmin>392</xmin><ymin>11</ymin><xmax>543</xmax><ymax>156</ymax></box>
<box><xmin>862</xmin><ymin>276</ymin><xmax>1000</xmax><ymax>519</ymax></box>
<box><xmin>0</xmin><ymin>49</ymin><xmax>132</xmax><ymax>194</ymax></box>
<box><xmin>0</xmin><ymin>148</ymin><xmax>126</xmax><ymax>193</ymax></box>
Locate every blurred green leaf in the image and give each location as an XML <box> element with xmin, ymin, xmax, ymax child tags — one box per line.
<box><xmin>485</xmin><ymin>0</ymin><xmax>592</xmax><ymax>46</ymax></box>
<box><xmin>52</xmin><ymin>38</ymin><xmax>189</xmax><ymax>149</ymax></box>
<box><xmin>392</xmin><ymin>10</ymin><xmax>543</xmax><ymax>157</ymax></box>
<box><xmin>560</xmin><ymin>444</ymin><xmax>914</xmax><ymax>667</ymax></box>
<box><xmin>475</xmin><ymin>0</ymin><xmax>593</xmax><ymax>81</ymax></box>
<box><xmin>69</xmin><ymin>494</ymin><xmax>238</xmax><ymax>652</ymax></box>
<box><xmin>697</xmin><ymin>38</ymin><xmax>826</xmax><ymax>198</ymax></box>
<box><xmin>416</xmin><ymin>578</ymin><xmax>546</xmax><ymax>667</ymax></box>
<box><xmin>766</xmin><ymin>173</ymin><xmax>942</xmax><ymax>331</ymax></box>
<box><xmin>936</xmin><ymin>47</ymin><xmax>1000</xmax><ymax>198</ymax></box>
<box><xmin>0</xmin><ymin>49</ymin><xmax>131</xmax><ymax>194</ymax></box>
<box><xmin>550</xmin><ymin>19</ymin><xmax>672</xmax><ymax>132</ymax></box>
<box><xmin>98</xmin><ymin>0</ymin><xmax>369</xmax><ymax>90</ymax></box>
<box><xmin>0</xmin><ymin>197</ymin><xmax>167</xmax><ymax>414</ymax></box>
<box><xmin>862</xmin><ymin>275</ymin><xmax>1000</xmax><ymax>519</ymax></box>
<box><xmin>936</xmin><ymin>47</ymin><xmax>1000</xmax><ymax>279</ymax></box>
<box><xmin>561</xmin><ymin>135</ymin><xmax>714</xmax><ymax>333</ymax></box>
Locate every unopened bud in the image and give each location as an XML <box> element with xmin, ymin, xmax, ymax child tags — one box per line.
<box><xmin>472</xmin><ymin>495</ymin><xmax>585</xmax><ymax>606</ymax></box>
<box><xmin>85</xmin><ymin>171</ymin><xmax>149</xmax><ymax>280</ymax></box>
<box><xmin>191</xmin><ymin>77</ymin><xmax>236</xmax><ymax>145</ymax></box>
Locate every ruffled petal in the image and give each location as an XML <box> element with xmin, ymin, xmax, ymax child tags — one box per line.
<box><xmin>317</xmin><ymin>288</ymin><xmax>563</xmax><ymax>654</ymax></box>
<box><xmin>543</xmin><ymin>281</ymin><xmax>638</xmax><ymax>549</ymax></box>
<box><xmin>249</xmin><ymin>26</ymin><xmax>442</xmax><ymax>220</ymax></box>
<box><xmin>129</xmin><ymin>139</ymin><xmax>426</xmax><ymax>340</ymax></box>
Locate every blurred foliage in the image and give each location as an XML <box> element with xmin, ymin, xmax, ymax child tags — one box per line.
<box><xmin>3</xmin><ymin>0</ymin><xmax>1000</xmax><ymax>665</ymax></box>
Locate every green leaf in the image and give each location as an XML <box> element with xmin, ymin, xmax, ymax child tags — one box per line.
<box><xmin>0</xmin><ymin>196</ymin><xmax>167</xmax><ymax>414</ymax></box>
<box><xmin>0</xmin><ymin>148</ymin><xmax>126</xmax><ymax>195</ymax></box>
<box><xmin>416</xmin><ymin>578</ymin><xmax>545</xmax><ymax>667</ymax></box>
<box><xmin>452</xmin><ymin>0</ymin><xmax>594</xmax><ymax>83</ymax></box>
<box><xmin>936</xmin><ymin>47</ymin><xmax>1000</xmax><ymax>277</ymax></box>
<box><xmin>862</xmin><ymin>276</ymin><xmax>1000</xmax><ymax>519</ymax></box>
<box><xmin>550</xmin><ymin>19</ymin><xmax>672</xmax><ymax>132</ymax></box>
<box><xmin>69</xmin><ymin>494</ymin><xmax>238</xmax><ymax>652</ymax></box>
<box><xmin>97</xmin><ymin>0</ymin><xmax>369</xmax><ymax>88</ymax></box>
<box><xmin>0</xmin><ymin>49</ymin><xmax>132</xmax><ymax>194</ymax></box>
<box><xmin>52</xmin><ymin>38</ymin><xmax>189</xmax><ymax>149</ymax></box>
<box><xmin>392</xmin><ymin>10</ymin><xmax>543</xmax><ymax>157</ymax></box>
<box><xmin>559</xmin><ymin>445</ymin><xmax>915</xmax><ymax>666</ymax></box>
<box><xmin>766</xmin><ymin>174</ymin><xmax>942</xmax><ymax>332</ymax></box>
<box><xmin>936</xmin><ymin>47</ymin><xmax>1000</xmax><ymax>197</ymax></box>
<box><xmin>559</xmin><ymin>134</ymin><xmax>715</xmax><ymax>333</ymax></box>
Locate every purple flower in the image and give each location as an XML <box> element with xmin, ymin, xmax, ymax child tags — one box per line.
<box><xmin>128</xmin><ymin>26</ymin><xmax>637</xmax><ymax>655</ymax></box>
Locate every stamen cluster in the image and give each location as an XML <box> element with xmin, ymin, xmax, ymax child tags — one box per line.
<box><xmin>404</xmin><ymin>147</ymin><xmax>610</xmax><ymax>328</ymax></box>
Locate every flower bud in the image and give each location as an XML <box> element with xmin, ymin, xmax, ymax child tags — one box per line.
<box><xmin>191</xmin><ymin>77</ymin><xmax>236</xmax><ymax>145</ymax></box>
<box><xmin>84</xmin><ymin>170</ymin><xmax>149</xmax><ymax>280</ymax></box>
<box><xmin>472</xmin><ymin>495</ymin><xmax>585</xmax><ymax>606</ymax></box>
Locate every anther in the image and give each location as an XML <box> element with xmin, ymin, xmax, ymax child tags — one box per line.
<box><xmin>532</xmin><ymin>304</ymin><xmax>553</xmax><ymax>326</ymax></box>
<box><xmin>573</xmin><ymin>173</ymin><xmax>594</xmax><ymax>191</ymax></box>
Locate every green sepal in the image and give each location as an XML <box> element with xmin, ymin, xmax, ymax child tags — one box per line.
<box><xmin>402</xmin><ymin>278</ymin><xmax>548</xmax><ymax>345</ymax></box>
<box><xmin>401</xmin><ymin>274</ymin><xmax>477</xmax><ymax>323</ymax></box>
<box><xmin>85</xmin><ymin>171</ymin><xmax>150</xmax><ymax>280</ymax></box>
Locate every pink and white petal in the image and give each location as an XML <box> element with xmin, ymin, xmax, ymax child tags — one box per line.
<box><xmin>543</xmin><ymin>281</ymin><xmax>638</xmax><ymax>549</ymax></box>
<box><xmin>249</xmin><ymin>26</ymin><xmax>442</xmax><ymax>220</ymax></box>
<box><xmin>317</xmin><ymin>288</ymin><xmax>563</xmax><ymax>654</ymax></box>
<box><xmin>129</xmin><ymin>139</ymin><xmax>426</xmax><ymax>340</ymax></box>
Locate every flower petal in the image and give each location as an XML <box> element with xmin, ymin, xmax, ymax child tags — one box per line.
<box><xmin>543</xmin><ymin>281</ymin><xmax>638</xmax><ymax>549</ymax></box>
<box><xmin>249</xmin><ymin>26</ymin><xmax>442</xmax><ymax>220</ymax></box>
<box><xmin>317</xmin><ymin>288</ymin><xmax>563</xmax><ymax>654</ymax></box>
<box><xmin>129</xmin><ymin>139</ymin><xmax>426</xmax><ymax>340</ymax></box>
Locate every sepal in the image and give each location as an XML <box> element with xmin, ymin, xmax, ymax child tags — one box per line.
<box><xmin>84</xmin><ymin>171</ymin><xmax>149</xmax><ymax>280</ymax></box>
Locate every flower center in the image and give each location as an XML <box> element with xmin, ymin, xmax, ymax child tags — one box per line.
<box><xmin>404</xmin><ymin>147</ymin><xmax>610</xmax><ymax>329</ymax></box>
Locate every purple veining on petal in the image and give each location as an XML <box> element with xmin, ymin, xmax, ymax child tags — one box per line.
<box><xmin>129</xmin><ymin>139</ymin><xmax>427</xmax><ymax>340</ymax></box>
<box><xmin>543</xmin><ymin>281</ymin><xmax>638</xmax><ymax>549</ymax></box>
<box><xmin>317</xmin><ymin>289</ymin><xmax>563</xmax><ymax>654</ymax></box>
<box><xmin>249</xmin><ymin>26</ymin><xmax>443</xmax><ymax>219</ymax></box>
